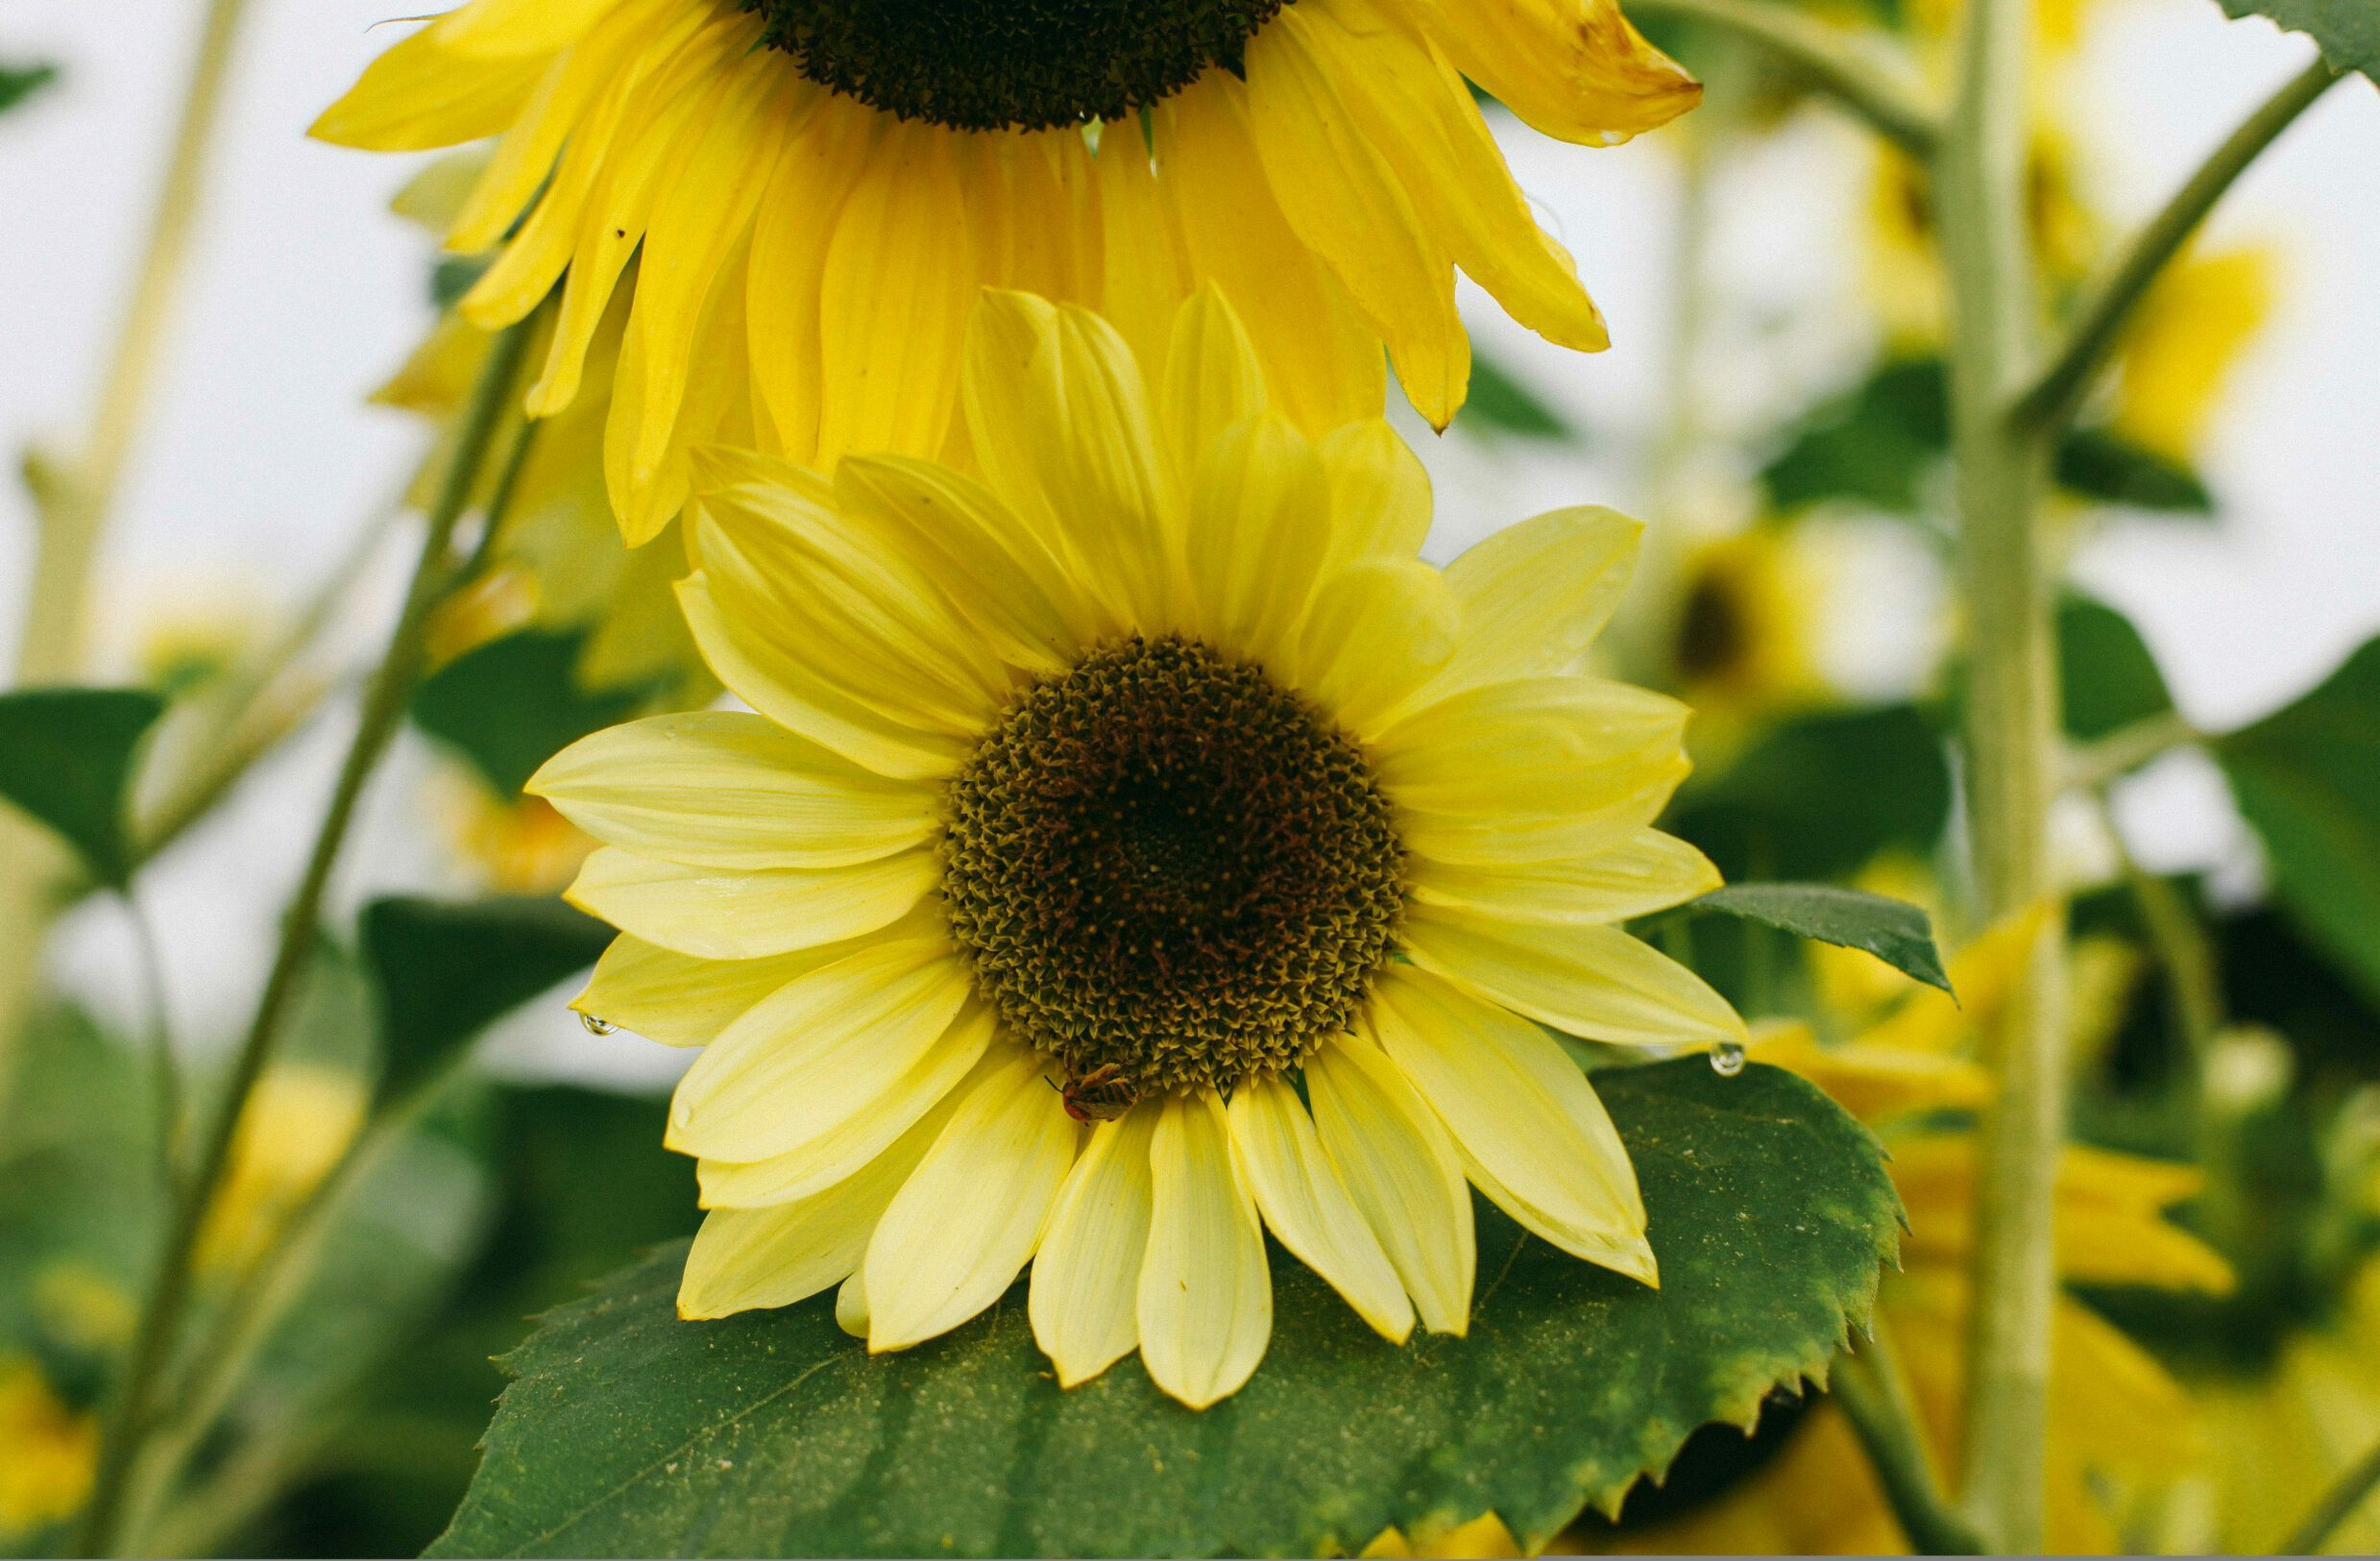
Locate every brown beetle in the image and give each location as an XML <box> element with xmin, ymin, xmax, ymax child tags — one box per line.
<box><xmin>1057</xmin><ymin>1063</ymin><xmax>1140</xmax><ymax>1124</ymax></box>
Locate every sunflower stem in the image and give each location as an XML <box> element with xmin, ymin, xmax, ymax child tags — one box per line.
<box><xmin>2014</xmin><ymin>56</ymin><xmax>2340</xmax><ymax>439</ymax></box>
<box><xmin>2280</xmin><ymin>1427</ymin><xmax>2380</xmax><ymax>1556</ymax></box>
<box><xmin>1625</xmin><ymin>0</ymin><xmax>1941</xmax><ymax>159</ymax></box>
<box><xmin>1833</xmin><ymin>1316</ymin><xmax>1988</xmax><ymax>1555</ymax></box>
<box><xmin>1933</xmin><ymin>0</ymin><xmax>2061</xmax><ymax>1543</ymax></box>
<box><xmin>68</xmin><ymin>314</ymin><xmax>538</xmax><ymax>1561</ymax></box>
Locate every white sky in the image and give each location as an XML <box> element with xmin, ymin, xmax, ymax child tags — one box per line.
<box><xmin>1</xmin><ymin>0</ymin><xmax>2373</xmax><ymax>1075</ymax></box>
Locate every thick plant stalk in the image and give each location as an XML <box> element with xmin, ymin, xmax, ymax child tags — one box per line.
<box><xmin>69</xmin><ymin>316</ymin><xmax>538</xmax><ymax>1560</ymax></box>
<box><xmin>1931</xmin><ymin>0</ymin><xmax>2059</xmax><ymax>1546</ymax></box>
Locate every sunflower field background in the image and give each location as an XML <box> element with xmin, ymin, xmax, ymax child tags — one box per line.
<box><xmin>0</xmin><ymin>0</ymin><xmax>2376</xmax><ymax>1556</ymax></box>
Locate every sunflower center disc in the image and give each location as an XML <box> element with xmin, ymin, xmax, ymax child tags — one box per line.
<box><xmin>742</xmin><ymin>0</ymin><xmax>1288</xmax><ymax>133</ymax></box>
<box><xmin>942</xmin><ymin>636</ymin><xmax>1403</xmax><ymax>1094</ymax></box>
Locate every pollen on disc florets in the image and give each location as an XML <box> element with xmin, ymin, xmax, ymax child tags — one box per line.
<box><xmin>941</xmin><ymin>635</ymin><xmax>1404</xmax><ymax>1094</ymax></box>
<box><xmin>741</xmin><ymin>0</ymin><xmax>1289</xmax><ymax>133</ymax></box>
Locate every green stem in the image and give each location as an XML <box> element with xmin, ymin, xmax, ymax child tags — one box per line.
<box><xmin>1933</xmin><ymin>0</ymin><xmax>2058</xmax><ymax>1544</ymax></box>
<box><xmin>1625</xmin><ymin>0</ymin><xmax>1941</xmax><ymax>159</ymax></box>
<box><xmin>15</xmin><ymin>0</ymin><xmax>255</xmax><ymax>683</ymax></box>
<box><xmin>120</xmin><ymin>890</ymin><xmax>181</xmax><ymax>1199</ymax></box>
<box><xmin>2093</xmin><ymin>793</ymin><xmax>2223</xmax><ymax>1065</ymax></box>
<box><xmin>2061</xmin><ymin>707</ymin><xmax>2201</xmax><ymax>794</ymax></box>
<box><xmin>2280</xmin><ymin>1429</ymin><xmax>2380</xmax><ymax>1556</ymax></box>
<box><xmin>1832</xmin><ymin>1316</ymin><xmax>1988</xmax><ymax>1555</ymax></box>
<box><xmin>2014</xmin><ymin>57</ymin><xmax>2340</xmax><ymax>438</ymax></box>
<box><xmin>68</xmin><ymin>315</ymin><xmax>538</xmax><ymax>1560</ymax></box>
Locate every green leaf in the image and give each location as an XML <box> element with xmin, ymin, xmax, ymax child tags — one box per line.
<box><xmin>360</xmin><ymin>895</ymin><xmax>614</xmax><ymax>1109</ymax></box>
<box><xmin>427</xmin><ymin>1059</ymin><xmax>1899</xmax><ymax>1560</ymax></box>
<box><xmin>1761</xmin><ymin>357</ymin><xmax>1949</xmax><ymax>515</ymax></box>
<box><xmin>1668</xmin><ymin>703</ymin><xmax>1953</xmax><ymax>883</ymax></box>
<box><xmin>2053</xmin><ymin>426</ymin><xmax>2214</xmax><ymax>514</ymax></box>
<box><xmin>2220</xmin><ymin>0</ymin><xmax>2379</xmax><ymax>81</ymax></box>
<box><xmin>1684</xmin><ymin>883</ymin><xmax>1953</xmax><ymax>994</ymax></box>
<box><xmin>0</xmin><ymin>61</ymin><xmax>59</xmax><ymax>114</ymax></box>
<box><xmin>1454</xmin><ymin>353</ymin><xmax>1573</xmax><ymax>442</ymax></box>
<box><xmin>413</xmin><ymin>629</ymin><xmax>645</xmax><ymax>798</ymax></box>
<box><xmin>0</xmin><ymin>687</ymin><xmax>166</xmax><ymax>884</ymax></box>
<box><xmin>2060</xmin><ymin>593</ymin><xmax>2174</xmax><ymax>742</ymax></box>
<box><xmin>2216</xmin><ymin>636</ymin><xmax>2380</xmax><ymax>1006</ymax></box>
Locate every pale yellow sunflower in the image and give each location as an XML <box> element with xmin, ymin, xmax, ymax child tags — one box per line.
<box><xmin>314</xmin><ymin>0</ymin><xmax>1700</xmax><ymax>541</ymax></box>
<box><xmin>527</xmin><ymin>287</ymin><xmax>1742</xmax><ymax>1406</ymax></box>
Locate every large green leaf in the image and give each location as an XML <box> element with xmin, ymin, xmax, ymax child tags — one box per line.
<box><xmin>0</xmin><ymin>687</ymin><xmax>166</xmax><ymax>884</ymax></box>
<box><xmin>1681</xmin><ymin>883</ymin><xmax>1952</xmax><ymax>993</ymax></box>
<box><xmin>2221</xmin><ymin>0</ymin><xmax>2379</xmax><ymax>80</ymax></box>
<box><xmin>2216</xmin><ymin>636</ymin><xmax>2380</xmax><ymax>1005</ymax></box>
<box><xmin>360</xmin><ymin>895</ymin><xmax>615</xmax><ymax>1109</ymax></box>
<box><xmin>412</xmin><ymin>629</ymin><xmax>645</xmax><ymax>797</ymax></box>
<box><xmin>2052</xmin><ymin>427</ymin><xmax>2214</xmax><ymax>514</ymax></box>
<box><xmin>2060</xmin><ymin>593</ymin><xmax>2174</xmax><ymax>743</ymax></box>
<box><xmin>1668</xmin><ymin>702</ymin><xmax>1953</xmax><ymax>882</ymax></box>
<box><xmin>427</xmin><ymin>1059</ymin><xmax>1899</xmax><ymax>1559</ymax></box>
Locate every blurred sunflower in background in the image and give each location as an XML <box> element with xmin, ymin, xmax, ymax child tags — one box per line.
<box><xmin>529</xmin><ymin>286</ymin><xmax>1744</xmax><ymax>1406</ymax></box>
<box><xmin>314</xmin><ymin>0</ymin><xmax>1700</xmax><ymax>539</ymax></box>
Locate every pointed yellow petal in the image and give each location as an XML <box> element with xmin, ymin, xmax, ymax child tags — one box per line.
<box><xmin>1372</xmin><ymin>677</ymin><xmax>1691</xmax><ymax>817</ymax></box>
<box><xmin>1401</xmin><ymin>907</ymin><xmax>1747</xmax><ymax>1048</ymax></box>
<box><xmin>1392</xmin><ymin>0</ymin><xmax>1702</xmax><ymax>145</ymax></box>
<box><xmin>864</xmin><ymin>1045</ymin><xmax>1081</xmax><ymax>1351</ymax></box>
<box><xmin>1096</xmin><ymin>117</ymin><xmax>1195</xmax><ymax>383</ymax></box>
<box><xmin>1183</xmin><ymin>414</ymin><xmax>1332</xmax><ymax>667</ymax></box>
<box><xmin>1316</xmin><ymin>420</ymin><xmax>1432</xmax><ymax>576</ymax></box>
<box><xmin>676</xmin><ymin>576</ymin><xmax>970</xmax><ymax>782</ymax></box>
<box><xmin>310</xmin><ymin>27</ymin><xmax>545</xmax><ymax>151</ymax></box>
<box><xmin>1414</xmin><ymin>507</ymin><xmax>1642</xmax><ymax>707</ymax></box>
<box><xmin>565</xmin><ymin>844</ymin><xmax>937</xmax><ymax>962</ymax></box>
<box><xmin>1306</xmin><ymin>1032</ymin><xmax>1473</xmax><ymax>1334</ymax></box>
<box><xmin>836</xmin><ymin>1265</ymin><xmax>870</xmax><ymax>1336</ymax></box>
<box><xmin>1408</xmin><ymin>827</ymin><xmax>1719</xmax><ymax>925</ymax></box>
<box><xmin>1228</xmin><ymin>1074</ymin><xmax>1413</xmax><ymax>1343</ymax></box>
<box><xmin>1371</xmin><ymin>967</ymin><xmax>1654</xmax><ymax>1279</ymax></box>
<box><xmin>666</xmin><ymin>937</ymin><xmax>968</xmax><ymax>1163</ymax></box>
<box><xmin>677</xmin><ymin>1082</ymin><xmax>961</xmax><ymax>1319</ymax></box>
<box><xmin>698</xmin><ymin>1005</ymin><xmax>1000</xmax><ymax>1208</ymax></box>
<box><xmin>1139</xmin><ymin>1090</ymin><xmax>1272</xmax><ymax>1407</ymax></box>
<box><xmin>573</xmin><ymin>933</ymin><xmax>845</xmax><ymax>1048</ymax></box>
<box><xmin>1159</xmin><ymin>284</ymin><xmax>1270</xmax><ymax>488</ymax></box>
<box><xmin>1154</xmin><ymin>79</ymin><xmax>1385</xmax><ymax>436</ymax></box>
<box><xmin>1297</xmin><ymin>559</ymin><xmax>1459</xmax><ymax>739</ymax></box>
<box><xmin>1396</xmin><ymin>770</ymin><xmax>1687</xmax><ymax>867</ymax></box>
<box><xmin>746</xmin><ymin>97</ymin><xmax>872</xmax><ymax>465</ymax></box>
<box><xmin>428</xmin><ymin>0</ymin><xmax>617</xmax><ymax>58</ymax></box>
<box><xmin>1030</xmin><ymin>1105</ymin><xmax>1159</xmax><ymax>1387</ymax></box>
<box><xmin>1240</xmin><ymin>25</ymin><xmax>1467</xmax><ymax>427</ymax></box>
<box><xmin>530</xmin><ymin>712</ymin><xmax>937</xmax><ymax>869</ymax></box>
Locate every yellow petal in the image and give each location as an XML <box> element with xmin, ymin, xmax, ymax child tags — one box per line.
<box><xmin>814</xmin><ymin>115</ymin><xmax>977</xmax><ymax>468</ymax></box>
<box><xmin>1401</xmin><ymin>906</ymin><xmax>1748</xmax><ymax>1047</ymax></box>
<box><xmin>1394</xmin><ymin>0</ymin><xmax>1702</xmax><ymax>145</ymax></box>
<box><xmin>1240</xmin><ymin>27</ymin><xmax>1468</xmax><ymax>427</ymax></box>
<box><xmin>1316</xmin><ymin>420</ymin><xmax>1432</xmax><ymax>577</ymax></box>
<box><xmin>1183</xmin><ymin>414</ymin><xmax>1332</xmax><ymax>667</ymax></box>
<box><xmin>864</xmin><ymin>1045</ymin><xmax>1081</xmax><ymax>1351</ymax></box>
<box><xmin>1297</xmin><ymin>559</ymin><xmax>1460</xmax><ymax>739</ymax></box>
<box><xmin>1751</xmin><ymin>1022</ymin><xmax>1995</xmax><ymax>1123</ymax></box>
<box><xmin>1139</xmin><ymin>1090</ymin><xmax>1272</xmax><ymax>1407</ymax></box>
<box><xmin>1297</xmin><ymin>0</ymin><xmax>1607</xmax><ymax>351</ymax></box>
<box><xmin>1372</xmin><ymin>676</ymin><xmax>1690</xmax><ymax>817</ymax></box>
<box><xmin>1306</xmin><ymin>1033</ymin><xmax>1474</xmax><ymax>1335</ymax></box>
<box><xmin>1370</xmin><ymin>968</ymin><xmax>1653</xmax><ymax>1280</ymax></box>
<box><xmin>573</xmin><ymin>933</ymin><xmax>849</xmax><ymax>1048</ymax></box>
<box><xmin>565</xmin><ymin>844</ymin><xmax>937</xmax><ymax>963</ymax></box>
<box><xmin>309</xmin><ymin>27</ymin><xmax>546</xmax><ymax>151</ymax></box>
<box><xmin>1096</xmin><ymin>117</ymin><xmax>1196</xmax><ymax>384</ymax></box>
<box><xmin>1159</xmin><ymin>284</ymin><xmax>1270</xmax><ymax>489</ymax></box>
<box><xmin>663</xmin><ymin>937</ymin><xmax>965</xmax><ymax>1162</ymax></box>
<box><xmin>1401</xmin><ymin>507</ymin><xmax>1642</xmax><ymax>719</ymax></box>
<box><xmin>676</xmin><ymin>576</ymin><xmax>970</xmax><ymax>783</ymax></box>
<box><xmin>835</xmin><ymin>1265</ymin><xmax>870</xmax><ymax>1337</ymax></box>
<box><xmin>1396</xmin><ymin>768</ymin><xmax>1687</xmax><ymax>866</ymax></box>
<box><xmin>676</xmin><ymin>1081</ymin><xmax>960</xmax><ymax>1320</ymax></box>
<box><xmin>529</xmin><ymin>712</ymin><xmax>937</xmax><ymax>869</ymax></box>
<box><xmin>746</xmin><ymin>96</ymin><xmax>872</xmax><ymax>465</ymax></box>
<box><xmin>428</xmin><ymin>0</ymin><xmax>617</xmax><ymax>58</ymax></box>
<box><xmin>1407</xmin><ymin>827</ymin><xmax>1718</xmax><ymax>925</ymax></box>
<box><xmin>1228</xmin><ymin>1073</ymin><xmax>1413</xmax><ymax>1343</ymax></box>
<box><xmin>1030</xmin><ymin>1105</ymin><xmax>1160</xmax><ymax>1387</ymax></box>
<box><xmin>1155</xmin><ymin>78</ymin><xmax>1385</xmax><ymax>437</ymax></box>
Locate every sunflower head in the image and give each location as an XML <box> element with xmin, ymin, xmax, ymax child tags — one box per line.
<box><xmin>534</xmin><ymin>286</ymin><xmax>1741</xmax><ymax>1405</ymax></box>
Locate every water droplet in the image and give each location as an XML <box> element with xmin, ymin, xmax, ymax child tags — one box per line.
<box><xmin>580</xmin><ymin>1012</ymin><xmax>619</xmax><ymax>1036</ymax></box>
<box><xmin>1710</xmin><ymin>1040</ymin><xmax>1745</xmax><ymax>1077</ymax></box>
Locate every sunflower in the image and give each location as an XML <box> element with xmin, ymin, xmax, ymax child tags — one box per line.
<box><xmin>313</xmin><ymin>0</ymin><xmax>1700</xmax><ymax>542</ymax></box>
<box><xmin>528</xmin><ymin>287</ymin><xmax>1741</xmax><ymax>1406</ymax></box>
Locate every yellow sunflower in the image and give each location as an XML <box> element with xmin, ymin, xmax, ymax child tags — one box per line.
<box><xmin>527</xmin><ymin>287</ymin><xmax>1742</xmax><ymax>1406</ymax></box>
<box><xmin>314</xmin><ymin>0</ymin><xmax>1700</xmax><ymax>541</ymax></box>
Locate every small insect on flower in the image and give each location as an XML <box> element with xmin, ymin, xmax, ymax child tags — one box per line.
<box><xmin>1056</xmin><ymin>1064</ymin><xmax>1140</xmax><ymax>1125</ymax></box>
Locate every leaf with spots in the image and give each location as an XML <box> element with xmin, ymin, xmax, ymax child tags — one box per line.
<box><xmin>427</xmin><ymin>1059</ymin><xmax>1900</xmax><ymax>1558</ymax></box>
